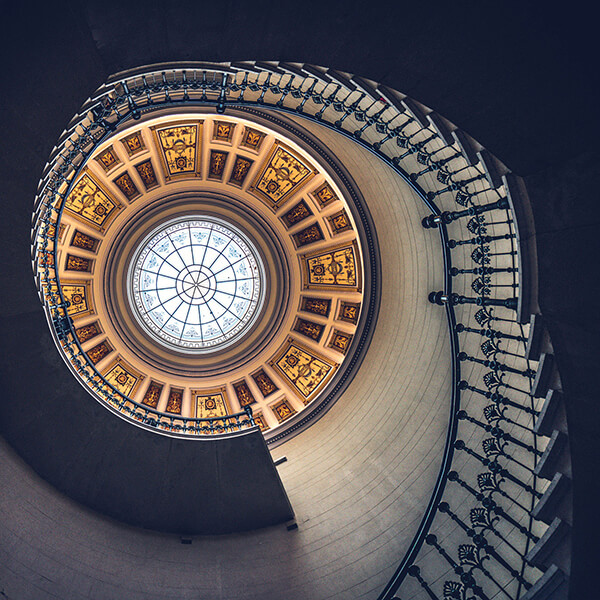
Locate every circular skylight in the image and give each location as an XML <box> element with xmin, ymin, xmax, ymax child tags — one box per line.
<box><xmin>128</xmin><ymin>217</ymin><xmax>264</xmax><ymax>352</ymax></box>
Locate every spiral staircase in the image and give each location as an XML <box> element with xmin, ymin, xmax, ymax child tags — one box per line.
<box><xmin>1</xmin><ymin>3</ymin><xmax>597</xmax><ymax>600</ymax></box>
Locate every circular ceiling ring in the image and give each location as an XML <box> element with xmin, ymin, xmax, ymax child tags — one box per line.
<box><xmin>33</xmin><ymin>106</ymin><xmax>377</xmax><ymax>442</ymax></box>
<box><xmin>103</xmin><ymin>190</ymin><xmax>291</xmax><ymax>379</ymax></box>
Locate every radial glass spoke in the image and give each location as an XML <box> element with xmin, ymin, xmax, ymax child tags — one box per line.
<box><xmin>130</xmin><ymin>217</ymin><xmax>264</xmax><ymax>351</ymax></box>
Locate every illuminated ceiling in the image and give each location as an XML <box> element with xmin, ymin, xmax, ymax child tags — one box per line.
<box><xmin>40</xmin><ymin>111</ymin><xmax>373</xmax><ymax>440</ymax></box>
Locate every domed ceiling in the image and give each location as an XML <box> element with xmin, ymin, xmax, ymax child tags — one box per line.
<box><xmin>36</xmin><ymin>111</ymin><xmax>375</xmax><ymax>441</ymax></box>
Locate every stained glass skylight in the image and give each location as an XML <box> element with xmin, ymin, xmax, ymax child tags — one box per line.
<box><xmin>129</xmin><ymin>217</ymin><xmax>264</xmax><ymax>352</ymax></box>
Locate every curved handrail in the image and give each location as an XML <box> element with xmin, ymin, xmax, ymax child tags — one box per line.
<box><xmin>32</xmin><ymin>63</ymin><xmax>547</xmax><ymax>599</ymax></box>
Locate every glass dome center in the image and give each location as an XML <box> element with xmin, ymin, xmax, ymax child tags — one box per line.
<box><xmin>128</xmin><ymin>216</ymin><xmax>264</xmax><ymax>352</ymax></box>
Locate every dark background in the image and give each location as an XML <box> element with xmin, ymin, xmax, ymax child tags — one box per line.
<box><xmin>1</xmin><ymin>1</ymin><xmax>598</xmax><ymax>596</ymax></box>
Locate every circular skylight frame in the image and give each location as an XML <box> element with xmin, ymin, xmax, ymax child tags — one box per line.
<box><xmin>127</xmin><ymin>215</ymin><xmax>266</xmax><ymax>354</ymax></box>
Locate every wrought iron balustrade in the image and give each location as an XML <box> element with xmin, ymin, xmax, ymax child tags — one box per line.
<box><xmin>32</xmin><ymin>62</ymin><xmax>564</xmax><ymax>599</ymax></box>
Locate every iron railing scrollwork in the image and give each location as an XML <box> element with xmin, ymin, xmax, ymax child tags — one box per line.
<box><xmin>32</xmin><ymin>63</ymin><xmax>559</xmax><ymax>598</ymax></box>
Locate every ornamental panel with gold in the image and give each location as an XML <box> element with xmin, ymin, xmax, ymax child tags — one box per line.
<box><xmin>64</xmin><ymin>172</ymin><xmax>121</xmax><ymax>231</ymax></box>
<box><xmin>121</xmin><ymin>131</ymin><xmax>146</xmax><ymax>157</ymax></box>
<box><xmin>300</xmin><ymin>296</ymin><xmax>331</xmax><ymax>317</ymax></box>
<box><xmin>151</xmin><ymin>122</ymin><xmax>202</xmax><ymax>179</ymax></box>
<box><xmin>253</xmin><ymin>411</ymin><xmax>269</xmax><ymax>431</ymax></box>
<box><xmin>102</xmin><ymin>358</ymin><xmax>143</xmax><ymax>397</ymax></box>
<box><xmin>134</xmin><ymin>159</ymin><xmax>159</xmax><ymax>190</ymax></box>
<box><xmin>113</xmin><ymin>171</ymin><xmax>140</xmax><ymax>201</ymax></box>
<box><xmin>240</xmin><ymin>127</ymin><xmax>265</xmax><ymax>152</ymax></box>
<box><xmin>193</xmin><ymin>388</ymin><xmax>230</xmax><ymax>420</ymax></box>
<box><xmin>142</xmin><ymin>381</ymin><xmax>163</xmax><ymax>409</ymax></box>
<box><xmin>271</xmin><ymin>340</ymin><xmax>337</xmax><ymax>401</ymax></box>
<box><xmin>166</xmin><ymin>387</ymin><xmax>184</xmax><ymax>414</ymax></box>
<box><xmin>251</xmin><ymin>369</ymin><xmax>278</xmax><ymax>397</ymax></box>
<box><xmin>70</xmin><ymin>230</ymin><xmax>100</xmax><ymax>253</ymax></box>
<box><xmin>301</xmin><ymin>241</ymin><xmax>361</xmax><ymax>290</ymax></box>
<box><xmin>94</xmin><ymin>145</ymin><xmax>121</xmax><ymax>173</ymax></box>
<box><xmin>233</xmin><ymin>380</ymin><xmax>256</xmax><ymax>407</ymax></box>
<box><xmin>250</xmin><ymin>143</ymin><xmax>316</xmax><ymax>208</ymax></box>
<box><xmin>62</xmin><ymin>280</ymin><xmax>93</xmax><ymax>317</ymax></box>
<box><xmin>75</xmin><ymin>321</ymin><xmax>102</xmax><ymax>343</ymax></box>
<box><xmin>86</xmin><ymin>340</ymin><xmax>113</xmax><ymax>364</ymax></box>
<box><xmin>270</xmin><ymin>398</ymin><xmax>296</xmax><ymax>423</ymax></box>
<box><xmin>212</xmin><ymin>121</ymin><xmax>236</xmax><ymax>143</ymax></box>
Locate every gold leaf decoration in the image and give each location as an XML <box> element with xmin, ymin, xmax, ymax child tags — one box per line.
<box><xmin>62</xmin><ymin>281</ymin><xmax>91</xmax><ymax>316</ymax></box>
<box><xmin>328</xmin><ymin>209</ymin><xmax>352</xmax><ymax>234</ymax></box>
<box><xmin>70</xmin><ymin>230</ymin><xmax>99</xmax><ymax>252</ymax></box>
<box><xmin>75</xmin><ymin>322</ymin><xmax>101</xmax><ymax>343</ymax></box>
<box><xmin>271</xmin><ymin>398</ymin><xmax>296</xmax><ymax>423</ymax></box>
<box><xmin>142</xmin><ymin>381</ymin><xmax>163</xmax><ymax>408</ymax></box>
<box><xmin>304</xmin><ymin>244</ymin><xmax>359</xmax><ymax>288</ymax></box>
<box><xmin>194</xmin><ymin>390</ymin><xmax>229</xmax><ymax>420</ymax></box>
<box><xmin>229</xmin><ymin>156</ymin><xmax>253</xmax><ymax>186</ymax></box>
<box><xmin>213</xmin><ymin>121</ymin><xmax>235</xmax><ymax>142</ymax></box>
<box><xmin>293</xmin><ymin>318</ymin><xmax>325</xmax><ymax>342</ymax></box>
<box><xmin>155</xmin><ymin>124</ymin><xmax>199</xmax><ymax>177</ymax></box>
<box><xmin>122</xmin><ymin>132</ymin><xmax>145</xmax><ymax>156</ymax></box>
<box><xmin>293</xmin><ymin>223</ymin><xmax>324</xmax><ymax>247</ymax></box>
<box><xmin>103</xmin><ymin>360</ymin><xmax>142</xmax><ymax>397</ymax></box>
<box><xmin>252</xmin><ymin>369</ymin><xmax>278</xmax><ymax>397</ymax></box>
<box><xmin>166</xmin><ymin>387</ymin><xmax>183</xmax><ymax>414</ymax></box>
<box><xmin>301</xmin><ymin>297</ymin><xmax>331</xmax><ymax>317</ymax></box>
<box><xmin>65</xmin><ymin>254</ymin><xmax>92</xmax><ymax>272</ymax></box>
<box><xmin>273</xmin><ymin>341</ymin><xmax>337</xmax><ymax>400</ymax></box>
<box><xmin>94</xmin><ymin>146</ymin><xmax>120</xmax><ymax>172</ymax></box>
<box><xmin>135</xmin><ymin>159</ymin><xmax>158</xmax><ymax>189</ymax></box>
<box><xmin>234</xmin><ymin>381</ymin><xmax>255</xmax><ymax>407</ymax></box>
<box><xmin>240</xmin><ymin>127</ymin><xmax>265</xmax><ymax>151</ymax></box>
<box><xmin>338</xmin><ymin>301</ymin><xmax>361</xmax><ymax>324</ymax></box>
<box><xmin>328</xmin><ymin>330</ymin><xmax>353</xmax><ymax>355</ymax></box>
<box><xmin>87</xmin><ymin>341</ymin><xmax>113</xmax><ymax>364</ymax></box>
<box><xmin>208</xmin><ymin>150</ymin><xmax>228</xmax><ymax>179</ymax></box>
<box><xmin>114</xmin><ymin>172</ymin><xmax>140</xmax><ymax>200</ymax></box>
<box><xmin>64</xmin><ymin>173</ymin><xmax>120</xmax><ymax>230</ymax></box>
<box><xmin>251</xmin><ymin>144</ymin><xmax>314</xmax><ymax>206</ymax></box>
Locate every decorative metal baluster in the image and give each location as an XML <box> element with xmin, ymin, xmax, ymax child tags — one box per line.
<box><xmin>483</xmin><ymin>404</ymin><xmax>536</xmax><ymax>435</ymax></box>
<box><xmin>469</xmin><ymin>507</ymin><xmax>534</xmax><ymax>559</ymax></box>
<box><xmin>180</xmin><ymin>70</ymin><xmax>189</xmax><ymax>101</ymax></box>
<box><xmin>422</xmin><ymin>198</ymin><xmax>509</xmax><ymax>228</ymax></box>
<box><xmin>275</xmin><ymin>73</ymin><xmax>295</xmax><ymax>107</ymax></box>
<box><xmin>425</xmin><ymin>534</ymin><xmax>491</xmax><ymax>600</ymax></box>
<box><xmin>481</xmin><ymin>437</ymin><xmax>538</xmax><ymax>476</ymax></box>
<box><xmin>406</xmin><ymin>565</ymin><xmax>440</xmax><ymax>600</ymax></box>
<box><xmin>353</xmin><ymin>101</ymin><xmax>388</xmax><ymax>139</ymax></box>
<box><xmin>216</xmin><ymin>73</ymin><xmax>228</xmax><ymax>113</ymax></box>
<box><xmin>455</xmin><ymin>323</ymin><xmax>525</xmax><ymax>343</ymax></box>
<box><xmin>458</xmin><ymin>411</ymin><xmax>541</xmax><ymax>458</ymax></box>
<box><xmin>256</xmin><ymin>73</ymin><xmax>272</xmax><ymax>104</ymax></box>
<box><xmin>121</xmin><ymin>80</ymin><xmax>140</xmax><ymax>120</ymax></box>
<box><xmin>314</xmin><ymin>83</ymin><xmax>341</xmax><ymax>120</ymax></box>
<box><xmin>451</xmin><ymin>266</ymin><xmax>516</xmax><ymax>276</ymax></box>
<box><xmin>372</xmin><ymin>116</ymin><xmax>414</xmax><ymax>150</ymax></box>
<box><xmin>479</xmin><ymin>471</ymin><xmax>538</xmax><ymax>515</ymax></box>
<box><xmin>334</xmin><ymin>92</ymin><xmax>365</xmax><ymax>128</ymax></box>
<box><xmin>454</xmin><ymin>441</ymin><xmax>541</xmax><ymax>498</ymax></box>
<box><xmin>458</xmin><ymin>353</ymin><xmax>535</xmax><ymax>379</ymax></box>
<box><xmin>200</xmin><ymin>71</ymin><xmax>209</xmax><ymax>102</ymax></box>
<box><xmin>448</xmin><ymin>471</ymin><xmax>538</xmax><ymax>536</ymax></box>
<box><xmin>235</xmin><ymin>72</ymin><xmax>249</xmax><ymax>102</ymax></box>
<box><xmin>411</xmin><ymin>151</ymin><xmax>463</xmax><ymax>181</ymax></box>
<box><xmin>438</xmin><ymin>502</ymin><xmax>531</xmax><ymax>595</ymax></box>
<box><xmin>429</xmin><ymin>292</ymin><xmax>517</xmax><ymax>311</ymax></box>
<box><xmin>294</xmin><ymin>78</ymin><xmax>317</xmax><ymax>113</ymax></box>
